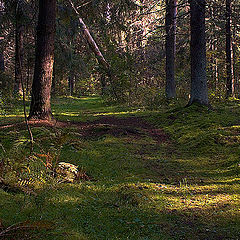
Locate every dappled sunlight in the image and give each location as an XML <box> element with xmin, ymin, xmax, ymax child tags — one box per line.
<box><xmin>93</xmin><ymin>110</ymin><xmax>142</xmax><ymax>117</ymax></box>
<box><xmin>50</xmin><ymin>195</ymin><xmax>85</xmax><ymax>205</ymax></box>
<box><xmin>0</xmin><ymin>114</ymin><xmax>24</xmax><ymax>118</ymax></box>
<box><xmin>212</xmin><ymin>177</ymin><xmax>240</xmax><ymax>185</ymax></box>
<box><xmin>0</xmin><ymin>0</ymin><xmax>240</xmax><ymax>236</ymax></box>
<box><xmin>55</xmin><ymin>96</ymin><xmax>100</xmax><ymax>101</ymax></box>
<box><xmin>51</xmin><ymin>97</ymin><xmax>145</xmax><ymax>123</ymax></box>
<box><xmin>27</xmin><ymin>178</ymin><xmax>240</xmax><ymax>239</ymax></box>
<box><xmin>78</xmin><ymin>97</ymin><xmax>100</xmax><ymax>101</ymax></box>
<box><xmin>228</xmin><ymin>125</ymin><xmax>240</xmax><ymax>129</ymax></box>
<box><xmin>58</xmin><ymin>112</ymin><xmax>81</xmax><ymax>117</ymax></box>
<box><xmin>1</xmin><ymin>97</ymin><xmax>240</xmax><ymax>239</ymax></box>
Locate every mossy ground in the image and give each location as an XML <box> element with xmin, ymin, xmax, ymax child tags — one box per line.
<box><xmin>0</xmin><ymin>97</ymin><xmax>240</xmax><ymax>239</ymax></box>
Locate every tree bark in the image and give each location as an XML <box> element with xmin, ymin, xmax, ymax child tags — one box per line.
<box><xmin>26</xmin><ymin>63</ymin><xmax>30</xmax><ymax>95</ymax></box>
<box><xmin>226</xmin><ymin>0</ymin><xmax>234</xmax><ymax>98</ymax></box>
<box><xmin>0</xmin><ymin>6</ymin><xmax>4</xmax><ymax>76</ymax></box>
<box><xmin>14</xmin><ymin>0</ymin><xmax>24</xmax><ymax>96</ymax></box>
<box><xmin>0</xmin><ymin>39</ymin><xmax>4</xmax><ymax>73</ymax></box>
<box><xmin>68</xmin><ymin>72</ymin><xmax>75</xmax><ymax>96</ymax></box>
<box><xmin>28</xmin><ymin>0</ymin><xmax>56</xmax><ymax>120</ymax></box>
<box><xmin>100</xmin><ymin>74</ymin><xmax>107</xmax><ymax>96</ymax></box>
<box><xmin>232</xmin><ymin>23</ymin><xmax>236</xmax><ymax>97</ymax></box>
<box><xmin>165</xmin><ymin>0</ymin><xmax>177</xmax><ymax>99</ymax></box>
<box><xmin>0</xmin><ymin>38</ymin><xmax>5</xmax><ymax>90</ymax></box>
<box><xmin>51</xmin><ymin>62</ymin><xmax>56</xmax><ymax>96</ymax></box>
<box><xmin>187</xmin><ymin>0</ymin><xmax>208</xmax><ymax>106</ymax></box>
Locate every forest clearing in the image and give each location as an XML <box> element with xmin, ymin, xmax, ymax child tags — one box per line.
<box><xmin>1</xmin><ymin>0</ymin><xmax>240</xmax><ymax>239</ymax></box>
<box><xmin>0</xmin><ymin>97</ymin><xmax>240</xmax><ymax>239</ymax></box>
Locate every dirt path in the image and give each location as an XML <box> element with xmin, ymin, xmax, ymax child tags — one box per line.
<box><xmin>0</xmin><ymin>116</ymin><xmax>169</xmax><ymax>144</ymax></box>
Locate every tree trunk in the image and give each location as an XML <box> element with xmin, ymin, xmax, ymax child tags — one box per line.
<box><xmin>51</xmin><ymin>62</ymin><xmax>56</xmax><ymax>96</ymax></box>
<box><xmin>14</xmin><ymin>0</ymin><xmax>24</xmax><ymax>96</ymax></box>
<box><xmin>226</xmin><ymin>0</ymin><xmax>234</xmax><ymax>98</ymax></box>
<box><xmin>68</xmin><ymin>72</ymin><xmax>75</xmax><ymax>96</ymax></box>
<box><xmin>215</xmin><ymin>58</ymin><xmax>219</xmax><ymax>93</ymax></box>
<box><xmin>232</xmin><ymin>3</ymin><xmax>237</xmax><ymax>96</ymax></box>
<box><xmin>68</xmin><ymin>0</ymin><xmax>109</xmax><ymax>70</ymax></box>
<box><xmin>100</xmin><ymin>74</ymin><xmax>107</xmax><ymax>96</ymax></box>
<box><xmin>0</xmin><ymin>51</ymin><xmax>4</xmax><ymax>73</ymax></box>
<box><xmin>165</xmin><ymin>0</ymin><xmax>177</xmax><ymax>99</ymax></box>
<box><xmin>0</xmin><ymin>39</ymin><xmax>4</xmax><ymax>73</ymax></box>
<box><xmin>0</xmin><ymin>38</ymin><xmax>5</xmax><ymax>90</ymax></box>
<box><xmin>232</xmin><ymin>25</ymin><xmax>236</xmax><ymax>97</ymax></box>
<box><xmin>28</xmin><ymin>0</ymin><xmax>56</xmax><ymax>120</ymax></box>
<box><xmin>187</xmin><ymin>0</ymin><xmax>208</xmax><ymax>106</ymax></box>
<box><xmin>68</xmin><ymin>0</ymin><xmax>120</xmax><ymax>99</ymax></box>
<box><xmin>26</xmin><ymin>62</ymin><xmax>30</xmax><ymax>95</ymax></box>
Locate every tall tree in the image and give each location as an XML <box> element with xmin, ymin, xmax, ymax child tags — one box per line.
<box><xmin>28</xmin><ymin>0</ymin><xmax>56</xmax><ymax>120</ymax></box>
<box><xmin>14</xmin><ymin>0</ymin><xmax>24</xmax><ymax>95</ymax></box>
<box><xmin>165</xmin><ymin>0</ymin><xmax>177</xmax><ymax>99</ymax></box>
<box><xmin>0</xmin><ymin>2</ymin><xmax>5</xmax><ymax>75</ymax></box>
<box><xmin>226</xmin><ymin>0</ymin><xmax>234</xmax><ymax>98</ymax></box>
<box><xmin>188</xmin><ymin>0</ymin><xmax>208</xmax><ymax>106</ymax></box>
<box><xmin>0</xmin><ymin>38</ymin><xmax>4</xmax><ymax>73</ymax></box>
<box><xmin>68</xmin><ymin>43</ymin><xmax>75</xmax><ymax>97</ymax></box>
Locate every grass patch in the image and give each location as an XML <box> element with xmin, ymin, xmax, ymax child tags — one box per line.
<box><xmin>0</xmin><ymin>97</ymin><xmax>240</xmax><ymax>239</ymax></box>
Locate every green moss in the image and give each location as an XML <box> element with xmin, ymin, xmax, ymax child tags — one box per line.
<box><xmin>1</xmin><ymin>97</ymin><xmax>240</xmax><ymax>239</ymax></box>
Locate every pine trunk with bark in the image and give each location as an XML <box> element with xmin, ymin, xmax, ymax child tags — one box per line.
<box><xmin>165</xmin><ymin>0</ymin><xmax>177</xmax><ymax>99</ymax></box>
<box><xmin>226</xmin><ymin>0</ymin><xmax>234</xmax><ymax>98</ymax></box>
<box><xmin>28</xmin><ymin>0</ymin><xmax>56</xmax><ymax>120</ymax></box>
<box><xmin>187</xmin><ymin>0</ymin><xmax>208</xmax><ymax>106</ymax></box>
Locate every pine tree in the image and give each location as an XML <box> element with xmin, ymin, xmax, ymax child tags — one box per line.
<box><xmin>165</xmin><ymin>0</ymin><xmax>177</xmax><ymax>99</ymax></box>
<box><xmin>28</xmin><ymin>0</ymin><xmax>56</xmax><ymax>120</ymax></box>
<box><xmin>188</xmin><ymin>0</ymin><xmax>209</xmax><ymax>106</ymax></box>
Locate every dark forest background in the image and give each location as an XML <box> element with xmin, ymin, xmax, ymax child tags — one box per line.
<box><xmin>0</xmin><ymin>0</ymin><xmax>239</xmax><ymax>110</ymax></box>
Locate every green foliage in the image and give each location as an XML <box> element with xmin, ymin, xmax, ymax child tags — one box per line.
<box><xmin>1</xmin><ymin>97</ymin><xmax>240</xmax><ymax>239</ymax></box>
<box><xmin>0</xmin><ymin>73</ymin><xmax>15</xmax><ymax>114</ymax></box>
<box><xmin>0</xmin><ymin>94</ymin><xmax>5</xmax><ymax>116</ymax></box>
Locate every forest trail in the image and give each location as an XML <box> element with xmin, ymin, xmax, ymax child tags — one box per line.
<box><xmin>56</xmin><ymin>116</ymin><xmax>169</xmax><ymax>145</ymax></box>
<box><xmin>0</xmin><ymin>116</ymin><xmax>170</xmax><ymax>145</ymax></box>
<box><xmin>1</xmin><ymin>97</ymin><xmax>240</xmax><ymax>239</ymax></box>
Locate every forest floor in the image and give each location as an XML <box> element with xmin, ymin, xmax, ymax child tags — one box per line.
<box><xmin>0</xmin><ymin>96</ymin><xmax>240</xmax><ymax>239</ymax></box>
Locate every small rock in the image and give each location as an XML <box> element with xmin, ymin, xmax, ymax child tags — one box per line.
<box><xmin>56</xmin><ymin>162</ymin><xmax>79</xmax><ymax>183</ymax></box>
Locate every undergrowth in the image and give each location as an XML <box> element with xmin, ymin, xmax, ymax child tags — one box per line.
<box><xmin>0</xmin><ymin>97</ymin><xmax>240</xmax><ymax>239</ymax></box>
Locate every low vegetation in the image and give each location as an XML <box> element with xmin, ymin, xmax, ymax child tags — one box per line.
<box><xmin>0</xmin><ymin>97</ymin><xmax>240</xmax><ymax>239</ymax></box>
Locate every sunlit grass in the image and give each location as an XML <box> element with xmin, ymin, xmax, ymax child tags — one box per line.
<box><xmin>0</xmin><ymin>114</ymin><xmax>24</xmax><ymax>118</ymax></box>
<box><xmin>92</xmin><ymin>110</ymin><xmax>142</xmax><ymax>116</ymax></box>
<box><xmin>1</xmin><ymin>97</ymin><xmax>240</xmax><ymax>239</ymax></box>
<box><xmin>58</xmin><ymin>112</ymin><xmax>81</xmax><ymax>117</ymax></box>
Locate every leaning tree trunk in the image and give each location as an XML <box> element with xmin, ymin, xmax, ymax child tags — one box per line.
<box><xmin>14</xmin><ymin>0</ymin><xmax>24</xmax><ymax>96</ymax></box>
<box><xmin>187</xmin><ymin>0</ymin><xmax>208</xmax><ymax>106</ymax></box>
<box><xmin>68</xmin><ymin>0</ymin><xmax>118</xmax><ymax>99</ymax></box>
<box><xmin>165</xmin><ymin>0</ymin><xmax>177</xmax><ymax>99</ymax></box>
<box><xmin>28</xmin><ymin>0</ymin><xmax>56</xmax><ymax>120</ymax></box>
<box><xmin>226</xmin><ymin>0</ymin><xmax>234</xmax><ymax>98</ymax></box>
